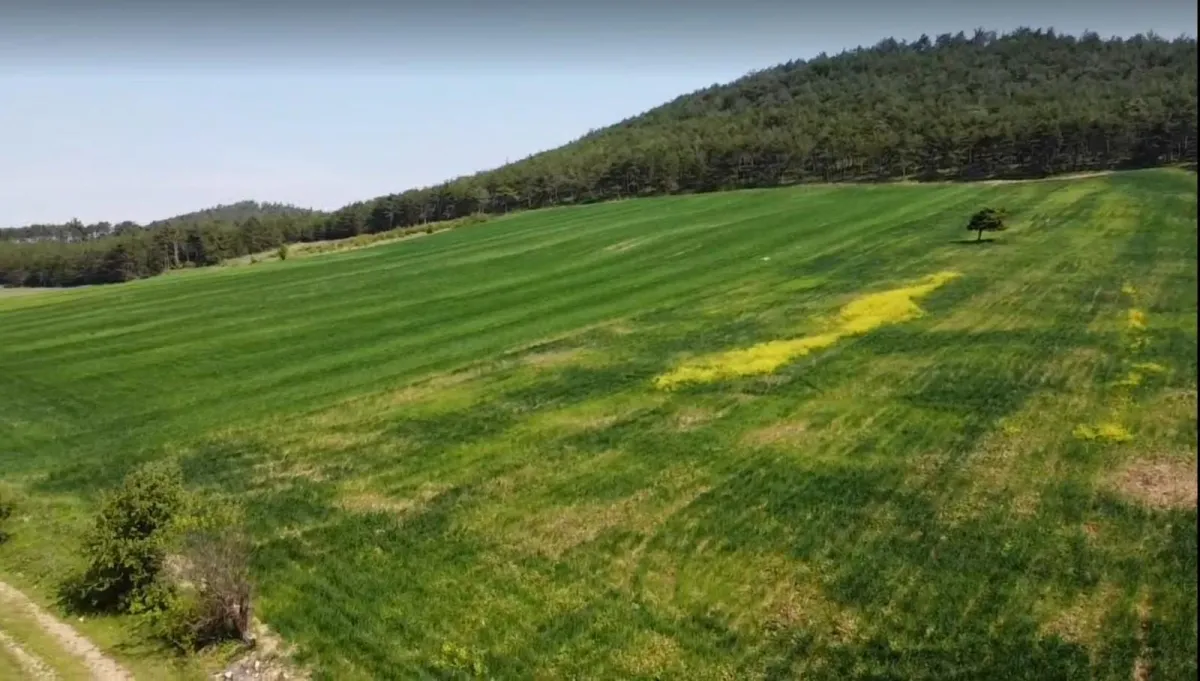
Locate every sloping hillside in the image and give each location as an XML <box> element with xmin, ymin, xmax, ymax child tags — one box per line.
<box><xmin>353</xmin><ymin>29</ymin><xmax>1196</xmax><ymax>219</ymax></box>
<box><xmin>0</xmin><ymin>28</ymin><xmax>1195</xmax><ymax>288</ymax></box>
<box><xmin>1</xmin><ymin>169</ymin><xmax>1195</xmax><ymax>679</ymax></box>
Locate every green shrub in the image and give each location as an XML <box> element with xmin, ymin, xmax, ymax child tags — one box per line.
<box><xmin>144</xmin><ymin>585</ymin><xmax>208</xmax><ymax>651</ymax></box>
<box><xmin>61</xmin><ymin>460</ymin><xmax>187</xmax><ymax>612</ymax></box>
<box><xmin>277</xmin><ymin>244</ymin><xmax>290</xmax><ymax>261</ymax></box>
<box><xmin>62</xmin><ymin>462</ymin><xmax>257</xmax><ymax>651</ymax></box>
<box><xmin>424</xmin><ymin>225</ymin><xmax>435</xmax><ymax>235</ymax></box>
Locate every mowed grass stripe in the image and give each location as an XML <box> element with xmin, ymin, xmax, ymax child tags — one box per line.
<box><xmin>0</xmin><ymin>188</ymin><xmax>854</xmax><ymax>355</ymax></box>
<box><xmin>1</xmin><ymin>186</ymin><xmax>969</xmax><ymax>424</ymax></box>
<box><xmin>7</xmin><ymin>186</ymin><xmax>979</xmax><ymax>402</ymax></box>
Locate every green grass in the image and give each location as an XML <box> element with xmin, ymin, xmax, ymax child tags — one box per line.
<box><xmin>0</xmin><ymin>169</ymin><xmax>1195</xmax><ymax>680</ymax></box>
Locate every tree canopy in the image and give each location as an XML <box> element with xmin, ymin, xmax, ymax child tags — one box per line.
<box><xmin>967</xmin><ymin>208</ymin><xmax>1008</xmax><ymax>241</ymax></box>
<box><xmin>1</xmin><ymin>28</ymin><xmax>1195</xmax><ymax>288</ymax></box>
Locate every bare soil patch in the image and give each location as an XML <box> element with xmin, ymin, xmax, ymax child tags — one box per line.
<box><xmin>1110</xmin><ymin>458</ymin><xmax>1198</xmax><ymax>510</ymax></box>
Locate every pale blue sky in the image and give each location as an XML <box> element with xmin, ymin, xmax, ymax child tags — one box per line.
<box><xmin>0</xmin><ymin>0</ymin><xmax>1195</xmax><ymax>227</ymax></box>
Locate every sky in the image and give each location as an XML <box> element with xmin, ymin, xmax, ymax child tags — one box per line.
<box><xmin>0</xmin><ymin>0</ymin><xmax>1195</xmax><ymax>227</ymax></box>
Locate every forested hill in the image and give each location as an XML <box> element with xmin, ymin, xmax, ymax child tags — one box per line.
<box><xmin>491</xmin><ymin>28</ymin><xmax>1196</xmax><ymax>196</ymax></box>
<box><xmin>146</xmin><ymin>201</ymin><xmax>324</xmax><ymax>229</ymax></box>
<box><xmin>0</xmin><ymin>201</ymin><xmax>322</xmax><ymax>244</ymax></box>
<box><xmin>1</xmin><ymin>28</ymin><xmax>1196</xmax><ymax>288</ymax></box>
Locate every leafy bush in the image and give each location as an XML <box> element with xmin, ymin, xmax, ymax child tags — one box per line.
<box><xmin>145</xmin><ymin>586</ymin><xmax>209</xmax><ymax>651</ymax></box>
<box><xmin>62</xmin><ymin>460</ymin><xmax>187</xmax><ymax>612</ymax></box>
<box><xmin>277</xmin><ymin>243</ymin><xmax>290</xmax><ymax>261</ymax></box>
<box><xmin>62</xmin><ymin>460</ymin><xmax>258</xmax><ymax>651</ymax></box>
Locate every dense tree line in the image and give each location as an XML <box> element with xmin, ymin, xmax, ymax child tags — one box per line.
<box><xmin>0</xmin><ymin>201</ymin><xmax>322</xmax><ymax>244</ymax></box>
<box><xmin>0</xmin><ymin>214</ymin><xmax>332</xmax><ymax>286</ymax></box>
<box><xmin>1</xmin><ymin>28</ymin><xmax>1195</xmax><ymax>288</ymax></box>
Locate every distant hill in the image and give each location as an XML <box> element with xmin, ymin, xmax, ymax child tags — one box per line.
<box><xmin>1</xmin><ymin>27</ymin><xmax>1195</xmax><ymax>287</ymax></box>
<box><xmin>0</xmin><ymin>201</ymin><xmax>325</xmax><ymax>244</ymax></box>
<box><xmin>146</xmin><ymin>201</ymin><xmax>325</xmax><ymax>229</ymax></box>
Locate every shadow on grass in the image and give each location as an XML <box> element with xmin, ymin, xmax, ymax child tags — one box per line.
<box><xmin>950</xmin><ymin>237</ymin><xmax>999</xmax><ymax>245</ymax></box>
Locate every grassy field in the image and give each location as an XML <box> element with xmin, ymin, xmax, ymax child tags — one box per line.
<box><xmin>0</xmin><ymin>168</ymin><xmax>1196</xmax><ymax>680</ymax></box>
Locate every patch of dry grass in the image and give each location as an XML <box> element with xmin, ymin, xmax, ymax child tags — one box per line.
<box><xmin>1107</xmin><ymin>458</ymin><xmax>1198</xmax><ymax>510</ymax></box>
<box><xmin>516</xmin><ymin>346</ymin><xmax>610</xmax><ymax>371</ymax></box>
<box><xmin>337</xmin><ymin>481</ymin><xmax>451</xmax><ymax>516</ymax></box>
<box><xmin>741</xmin><ymin>420</ymin><xmax>810</xmax><ymax>447</ymax></box>
<box><xmin>1038</xmin><ymin>582</ymin><xmax>1123</xmax><ymax>649</ymax></box>
<box><xmin>499</xmin><ymin>468</ymin><xmax>710</xmax><ymax>560</ymax></box>
<box><xmin>523</xmin><ymin>393</ymin><xmax>665</xmax><ymax>436</ymax></box>
<box><xmin>615</xmin><ymin>631</ymin><xmax>684</xmax><ymax>677</ymax></box>
<box><xmin>670</xmin><ymin>406</ymin><xmax>721</xmax><ymax>432</ymax></box>
<box><xmin>252</xmin><ymin>458</ymin><xmax>332</xmax><ymax>485</ymax></box>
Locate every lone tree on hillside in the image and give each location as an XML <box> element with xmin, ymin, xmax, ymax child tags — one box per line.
<box><xmin>967</xmin><ymin>207</ymin><xmax>1007</xmax><ymax>242</ymax></box>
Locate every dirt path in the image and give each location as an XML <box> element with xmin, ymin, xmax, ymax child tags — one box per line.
<box><xmin>0</xmin><ymin>628</ymin><xmax>60</xmax><ymax>680</ymax></box>
<box><xmin>0</xmin><ymin>580</ymin><xmax>134</xmax><ymax>681</ymax></box>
